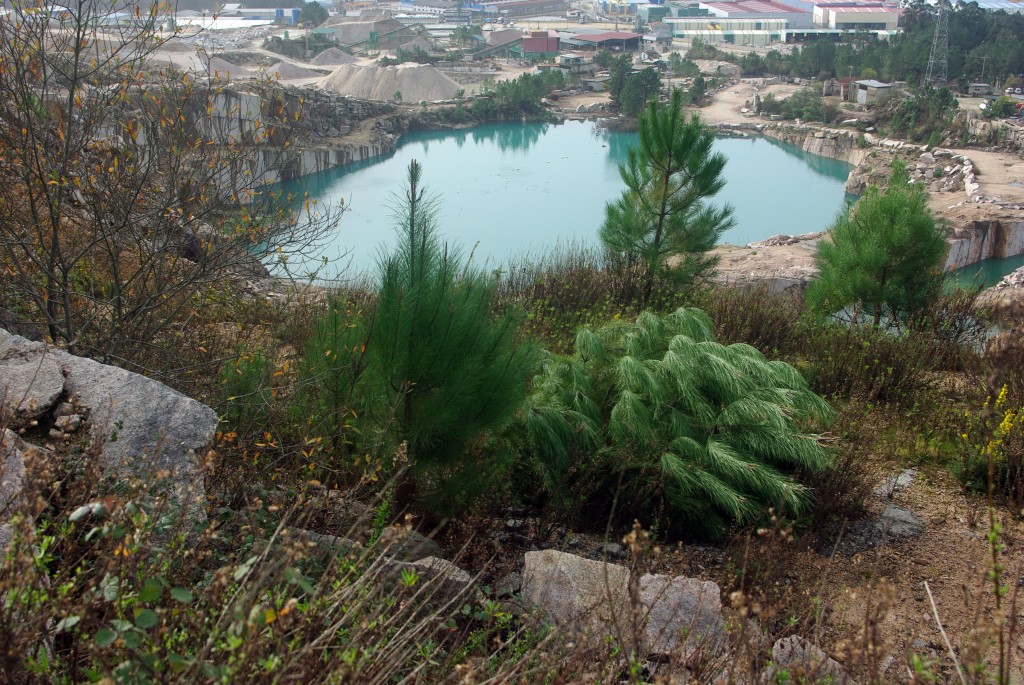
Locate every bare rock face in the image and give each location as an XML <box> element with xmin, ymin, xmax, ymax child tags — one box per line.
<box><xmin>60</xmin><ymin>351</ymin><xmax>216</xmax><ymax>523</ymax></box>
<box><xmin>761</xmin><ymin>636</ymin><xmax>854</xmax><ymax>685</ymax></box>
<box><xmin>377</xmin><ymin>525</ymin><xmax>444</xmax><ymax>561</ymax></box>
<box><xmin>0</xmin><ymin>327</ymin><xmax>217</xmax><ymax>527</ymax></box>
<box><xmin>0</xmin><ymin>333</ymin><xmax>65</xmax><ymax>422</ymax></box>
<box><xmin>0</xmin><ymin>429</ymin><xmax>27</xmax><ymax>550</ymax></box>
<box><xmin>977</xmin><ymin>266</ymin><xmax>1024</xmax><ymax>317</ymax></box>
<box><xmin>406</xmin><ymin>556</ymin><xmax>476</xmax><ymax>606</ymax></box>
<box><xmin>522</xmin><ymin>550</ymin><xmax>728</xmax><ymax>662</ymax></box>
<box><xmin>0</xmin><ymin>429</ymin><xmax>55</xmax><ymax>551</ymax></box>
<box><xmin>522</xmin><ymin>549</ymin><xmax>631</xmax><ymax>646</ymax></box>
<box><xmin>638</xmin><ymin>574</ymin><xmax>726</xmax><ymax>660</ymax></box>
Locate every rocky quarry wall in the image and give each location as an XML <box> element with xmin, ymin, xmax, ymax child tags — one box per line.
<box><xmin>965</xmin><ymin>117</ymin><xmax>1024</xmax><ymax>151</ymax></box>
<box><xmin>717</xmin><ymin>121</ymin><xmax>1024</xmax><ymax>264</ymax></box>
<box><xmin>205</xmin><ymin>91</ymin><xmax>1024</xmax><ymax>300</ymax></box>
<box><xmin>205</xmin><ymin>86</ymin><xmax>404</xmax><ymax>182</ymax></box>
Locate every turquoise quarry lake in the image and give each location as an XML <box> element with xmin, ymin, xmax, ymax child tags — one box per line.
<box><xmin>950</xmin><ymin>253</ymin><xmax>1024</xmax><ymax>290</ymax></box>
<box><xmin>290</xmin><ymin>120</ymin><xmax>854</xmax><ymax>274</ymax></box>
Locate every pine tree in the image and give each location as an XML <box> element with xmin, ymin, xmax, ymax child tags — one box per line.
<box><xmin>524</xmin><ymin>307</ymin><xmax>834</xmax><ymax>538</ymax></box>
<box><xmin>600</xmin><ymin>89</ymin><xmax>734</xmax><ymax>307</ymax></box>
<box><xmin>366</xmin><ymin>160</ymin><xmax>536</xmax><ymax>505</ymax></box>
<box><xmin>807</xmin><ymin>162</ymin><xmax>948</xmax><ymax>328</ymax></box>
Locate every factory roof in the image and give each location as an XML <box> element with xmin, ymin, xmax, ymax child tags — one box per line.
<box><xmin>700</xmin><ymin>0</ymin><xmax>807</xmax><ymax>13</ymax></box>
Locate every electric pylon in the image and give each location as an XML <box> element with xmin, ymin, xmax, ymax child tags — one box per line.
<box><xmin>925</xmin><ymin>0</ymin><xmax>949</xmax><ymax>86</ymax></box>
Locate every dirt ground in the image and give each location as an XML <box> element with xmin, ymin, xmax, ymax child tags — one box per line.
<box><xmin>928</xmin><ymin>148</ymin><xmax>1024</xmax><ymax>220</ymax></box>
<box><xmin>700</xmin><ymin>81</ymin><xmax>803</xmax><ymax>125</ymax></box>
<box><xmin>951</xmin><ymin>149</ymin><xmax>1024</xmax><ymax>204</ymax></box>
<box><xmin>680</xmin><ymin>465</ymin><xmax>1024</xmax><ymax>683</ymax></box>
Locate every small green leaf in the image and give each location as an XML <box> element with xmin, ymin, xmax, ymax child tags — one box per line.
<box><xmin>284</xmin><ymin>566</ymin><xmax>314</xmax><ymax>595</ymax></box>
<box><xmin>111</xmin><ymin>619</ymin><xmax>132</xmax><ymax>633</ymax></box>
<box><xmin>135</xmin><ymin>609</ymin><xmax>158</xmax><ymax>630</ymax></box>
<box><xmin>170</xmin><ymin>587</ymin><xmax>194</xmax><ymax>604</ymax></box>
<box><xmin>95</xmin><ymin>628</ymin><xmax>117</xmax><ymax>647</ymax></box>
<box><xmin>54</xmin><ymin>615</ymin><xmax>80</xmax><ymax>633</ymax></box>
<box><xmin>139</xmin><ymin>577</ymin><xmax>163</xmax><ymax>603</ymax></box>
<box><xmin>168</xmin><ymin>653</ymin><xmax>190</xmax><ymax>673</ymax></box>
<box><xmin>123</xmin><ymin>630</ymin><xmax>142</xmax><ymax>649</ymax></box>
<box><xmin>100</xmin><ymin>574</ymin><xmax>119</xmax><ymax>602</ymax></box>
<box><xmin>233</xmin><ymin>555</ymin><xmax>258</xmax><ymax>582</ymax></box>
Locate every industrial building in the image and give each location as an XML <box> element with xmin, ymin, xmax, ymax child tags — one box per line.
<box><xmin>397</xmin><ymin>0</ymin><xmax>571</xmax><ymax>20</ymax></box>
<box><xmin>561</xmin><ymin>29</ymin><xmax>644</xmax><ymax>50</ymax></box>
<box><xmin>699</xmin><ymin>0</ymin><xmax>813</xmax><ymax>29</ymax></box>
<box><xmin>812</xmin><ymin>3</ymin><xmax>899</xmax><ymax>31</ymax></box>
<box><xmin>663</xmin><ymin>15</ymin><xmax>788</xmax><ymax>45</ymax></box>
<box><xmin>970</xmin><ymin>0</ymin><xmax>1024</xmax><ymax>13</ymax></box>
<box><xmin>652</xmin><ymin>1</ymin><xmax>802</xmax><ymax>45</ymax></box>
<box><xmin>217</xmin><ymin>4</ymin><xmax>303</xmax><ymax>25</ymax></box>
<box><xmin>852</xmin><ymin>78</ymin><xmax>892</xmax><ymax>105</ymax></box>
<box><xmin>627</xmin><ymin>0</ymin><xmax>903</xmax><ymax>44</ymax></box>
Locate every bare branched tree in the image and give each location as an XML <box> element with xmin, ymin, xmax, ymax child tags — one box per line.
<box><xmin>0</xmin><ymin>0</ymin><xmax>341</xmax><ymax>367</ymax></box>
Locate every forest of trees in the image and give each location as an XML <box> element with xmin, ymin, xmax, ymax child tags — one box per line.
<box><xmin>692</xmin><ymin>1</ymin><xmax>1024</xmax><ymax>87</ymax></box>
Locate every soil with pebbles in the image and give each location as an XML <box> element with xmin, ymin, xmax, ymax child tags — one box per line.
<box><xmin>319</xmin><ymin>63</ymin><xmax>461</xmax><ymax>103</ymax></box>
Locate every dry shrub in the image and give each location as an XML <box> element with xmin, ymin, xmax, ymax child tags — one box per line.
<box><xmin>695</xmin><ymin>284</ymin><xmax>805</xmax><ymax>356</ymax></box>
<box><xmin>909</xmin><ymin>288</ymin><xmax>987</xmax><ymax>373</ymax></box>
<box><xmin>803</xmin><ymin>323</ymin><xmax>933</xmax><ymax>404</ymax></box>
<box><xmin>0</xmin><ymin>432</ymin><xmax>571</xmax><ymax>684</ymax></box>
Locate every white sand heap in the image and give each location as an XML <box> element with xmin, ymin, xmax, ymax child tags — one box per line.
<box><xmin>147</xmin><ymin>51</ymin><xmax>254</xmax><ymax>79</ymax></box>
<box><xmin>319</xmin><ymin>63</ymin><xmax>461</xmax><ymax>102</ymax></box>
<box><xmin>310</xmin><ymin>47</ymin><xmax>359</xmax><ymax>66</ymax></box>
<box><xmin>265</xmin><ymin>61</ymin><xmax>323</xmax><ymax>80</ymax></box>
<box><xmin>207</xmin><ymin>57</ymin><xmax>253</xmax><ymax>79</ymax></box>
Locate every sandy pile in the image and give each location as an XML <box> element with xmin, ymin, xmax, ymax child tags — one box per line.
<box><xmin>147</xmin><ymin>51</ymin><xmax>253</xmax><ymax>79</ymax></box>
<box><xmin>265</xmin><ymin>61</ymin><xmax>322</xmax><ymax>80</ymax></box>
<box><xmin>208</xmin><ymin>57</ymin><xmax>252</xmax><ymax>78</ymax></box>
<box><xmin>319</xmin><ymin>63</ymin><xmax>461</xmax><ymax>102</ymax></box>
<box><xmin>310</xmin><ymin>48</ymin><xmax>358</xmax><ymax>66</ymax></box>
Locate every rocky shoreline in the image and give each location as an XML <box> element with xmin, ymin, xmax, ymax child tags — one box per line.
<box><xmin>267</xmin><ymin>90</ymin><xmax>1024</xmax><ymax>308</ymax></box>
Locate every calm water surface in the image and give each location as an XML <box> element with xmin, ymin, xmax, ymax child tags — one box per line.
<box><xmin>949</xmin><ymin>253</ymin><xmax>1024</xmax><ymax>290</ymax></box>
<box><xmin>290</xmin><ymin>120</ymin><xmax>853</xmax><ymax>274</ymax></box>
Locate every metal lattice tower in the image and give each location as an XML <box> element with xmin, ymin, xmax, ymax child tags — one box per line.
<box><xmin>925</xmin><ymin>0</ymin><xmax>949</xmax><ymax>86</ymax></box>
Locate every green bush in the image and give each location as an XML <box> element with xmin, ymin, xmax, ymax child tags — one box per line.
<box><xmin>693</xmin><ymin>285</ymin><xmax>804</xmax><ymax>357</ymax></box>
<box><xmin>807</xmin><ymin>162</ymin><xmax>947</xmax><ymax>329</ymax></box>
<box><xmin>302</xmin><ymin>161</ymin><xmax>536</xmax><ymax>508</ymax></box>
<box><xmin>523</xmin><ymin>307</ymin><xmax>834</xmax><ymax>538</ymax></box>
<box><xmin>293</xmin><ymin>298</ymin><xmax>369</xmax><ymax>460</ymax></box>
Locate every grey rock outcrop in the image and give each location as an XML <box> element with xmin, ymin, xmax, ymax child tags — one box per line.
<box><xmin>522</xmin><ymin>549</ymin><xmax>630</xmax><ymax>645</ymax></box>
<box><xmin>60</xmin><ymin>350</ymin><xmax>216</xmax><ymax>522</ymax></box>
<box><xmin>377</xmin><ymin>525</ymin><xmax>444</xmax><ymax>561</ymax></box>
<box><xmin>0</xmin><ymin>429</ymin><xmax>28</xmax><ymax>550</ymax></box>
<box><xmin>1</xmin><ymin>429</ymin><xmax>54</xmax><ymax>551</ymax></box>
<box><xmin>761</xmin><ymin>636</ymin><xmax>854</xmax><ymax>684</ymax></box>
<box><xmin>0</xmin><ymin>335</ymin><xmax>64</xmax><ymax>422</ymax></box>
<box><xmin>406</xmin><ymin>556</ymin><xmax>476</xmax><ymax>606</ymax></box>
<box><xmin>818</xmin><ymin>503</ymin><xmax>924</xmax><ymax>556</ymax></box>
<box><xmin>638</xmin><ymin>574</ymin><xmax>726</xmax><ymax>660</ymax></box>
<box><xmin>521</xmin><ymin>550</ymin><xmax>727</xmax><ymax>662</ymax></box>
<box><xmin>0</xmin><ymin>328</ymin><xmax>218</xmax><ymax>525</ymax></box>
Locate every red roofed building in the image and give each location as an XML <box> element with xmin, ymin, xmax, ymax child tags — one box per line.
<box><xmin>521</xmin><ymin>30</ymin><xmax>560</xmax><ymax>59</ymax></box>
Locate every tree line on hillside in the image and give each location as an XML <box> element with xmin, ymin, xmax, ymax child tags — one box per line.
<box><xmin>690</xmin><ymin>1</ymin><xmax>1024</xmax><ymax>87</ymax></box>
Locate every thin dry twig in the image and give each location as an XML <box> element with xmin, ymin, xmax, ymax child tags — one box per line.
<box><xmin>924</xmin><ymin>580</ymin><xmax>968</xmax><ymax>685</ymax></box>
